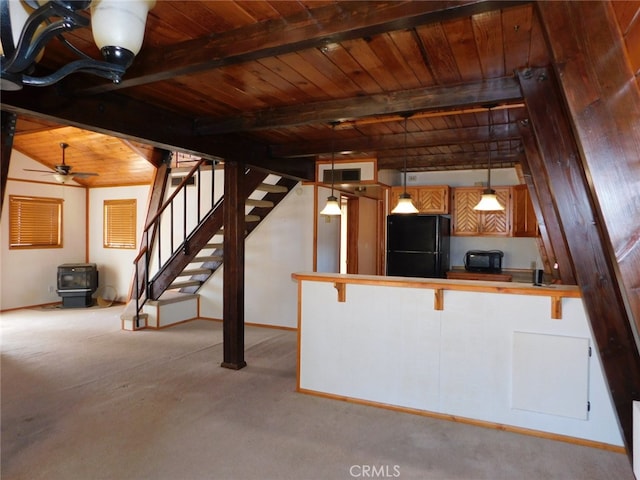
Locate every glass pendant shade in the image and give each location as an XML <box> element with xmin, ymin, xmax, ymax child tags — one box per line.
<box><xmin>91</xmin><ymin>0</ymin><xmax>156</xmax><ymax>60</ymax></box>
<box><xmin>473</xmin><ymin>104</ymin><xmax>504</xmax><ymax>211</ymax></box>
<box><xmin>320</xmin><ymin>122</ymin><xmax>342</xmax><ymax>216</ymax></box>
<box><xmin>320</xmin><ymin>195</ymin><xmax>341</xmax><ymax>215</ymax></box>
<box><xmin>392</xmin><ymin>115</ymin><xmax>418</xmax><ymax>214</ymax></box>
<box><xmin>53</xmin><ymin>173</ymin><xmax>69</xmax><ymax>184</ymax></box>
<box><xmin>474</xmin><ymin>189</ymin><xmax>504</xmax><ymax>211</ymax></box>
<box><xmin>391</xmin><ymin>193</ymin><xmax>419</xmax><ymax>214</ymax></box>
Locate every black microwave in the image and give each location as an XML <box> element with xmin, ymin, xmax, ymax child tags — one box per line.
<box><xmin>464</xmin><ymin>250</ymin><xmax>503</xmax><ymax>273</ymax></box>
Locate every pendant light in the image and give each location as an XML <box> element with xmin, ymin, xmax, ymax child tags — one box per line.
<box><xmin>474</xmin><ymin>104</ymin><xmax>504</xmax><ymax>211</ymax></box>
<box><xmin>320</xmin><ymin>122</ymin><xmax>342</xmax><ymax>216</ymax></box>
<box><xmin>391</xmin><ymin>114</ymin><xmax>418</xmax><ymax>214</ymax></box>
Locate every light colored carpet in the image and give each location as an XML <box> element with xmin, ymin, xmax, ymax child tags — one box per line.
<box><xmin>1</xmin><ymin>305</ymin><xmax>634</xmax><ymax>480</ymax></box>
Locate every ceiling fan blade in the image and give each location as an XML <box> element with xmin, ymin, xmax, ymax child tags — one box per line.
<box><xmin>71</xmin><ymin>172</ymin><xmax>99</xmax><ymax>178</ymax></box>
<box><xmin>24</xmin><ymin>168</ymin><xmax>55</xmax><ymax>174</ymax></box>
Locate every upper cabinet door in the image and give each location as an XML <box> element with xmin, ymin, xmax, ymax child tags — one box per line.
<box><xmin>452</xmin><ymin>186</ymin><xmax>510</xmax><ymax>236</ymax></box>
<box><xmin>480</xmin><ymin>187</ymin><xmax>511</xmax><ymax>236</ymax></box>
<box><xmin>511</xmin><ymin>184</ymin><xmax>538</xmax><ymax>237</ymax></box>
<box><xmin>451</xmin><ymin>187</ymin><xmax>482</xmax><ymax>235</ymax></box>
<box><xmin>390</xmin><ymin>185</ymin><xmax>450</xmax><ymax>214</ymax></box>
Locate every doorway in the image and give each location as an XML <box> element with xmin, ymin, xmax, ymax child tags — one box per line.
<box><xmin>340</xmin><ymin>194</ymin><xmax>382</xmax><ymax>275</ymax></box>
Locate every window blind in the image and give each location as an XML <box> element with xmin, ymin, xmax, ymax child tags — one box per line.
<box><xmin>9</xmin><ymin>195</ymin><xmax>63</xmax><ymax>249</ymax></box>
<box><xmin>104</xmin><ymin>199</ymin><xmax>136</xmax><ymax>249</ymax></box>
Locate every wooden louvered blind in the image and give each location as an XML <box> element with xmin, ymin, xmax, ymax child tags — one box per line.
<box><xmin>104</xmin><ymin>199</ymin><xmax>136</xmax><ymax>249</ymax></box>
<box><xmin>9</xmin><ymin>195</ymin><xmax>63</xmax><ymax>249</ymax></box>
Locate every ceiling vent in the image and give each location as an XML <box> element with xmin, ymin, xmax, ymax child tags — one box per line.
<box><xmin>171</xmin><ymin>176</ymin><xmax>196</xmax><ymax>187</ymax></box>
<box><xmin>322</xmin><ymin>168</ymin><xmax>362</xmax><ymax>183</ymax></box>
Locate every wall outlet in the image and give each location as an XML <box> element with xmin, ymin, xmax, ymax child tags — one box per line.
<box><xmin>49</xmin><ymin>285</ymin><xmax>55</xmax><ymax>293</ymax></box>
<box><xmin>408</xmin><ymin>174</ymin><xmax>418</xmax><ymax>182</ymax></box>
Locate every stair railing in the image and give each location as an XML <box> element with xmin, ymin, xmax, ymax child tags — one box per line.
<box><xmin>132</xmin><ymin>157</ymin><xmax>221</xmax><ymax>323</ymax></box>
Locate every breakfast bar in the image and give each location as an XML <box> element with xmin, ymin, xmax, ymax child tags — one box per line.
<box><xmin>291</xmin><ymin>272</ymin><xmax>623</xmax><ymax>450</ymax></box>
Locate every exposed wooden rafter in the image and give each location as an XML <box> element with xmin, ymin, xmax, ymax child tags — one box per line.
<box><xmin>74</xmin><ymin>0</ymin><xmax>529</xmax><ymax>95</ymax></box>
<box><xmin>195</xmin><ymin>77</ymin><xmax>523</xmax><ymax>134</ymax></box>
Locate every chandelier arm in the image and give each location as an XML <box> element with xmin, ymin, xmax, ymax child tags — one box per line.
<box><xmin>4</xmin><ymin>3</ymin><xmax>89</xmax><ymax>73</ymax></box>
<box><xmin>0</xmin><ymin>0</ymin><xmax>15</xmax><ymax>58</ymax></box>
<box><xmin>55</xmin><ymin>32</ymin><xmax>94</xmax><ymax>61</ymax></box>
<box><xmin>21</xmin><ymin>59</ymin><xmax>125</xmax><ymax>87</ymax></box>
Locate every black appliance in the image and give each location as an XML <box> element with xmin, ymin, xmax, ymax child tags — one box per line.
<box><xmin>386</xmin><ymin>214</ymin><xmax>450</xmax><ymax>278</ymax></box>
<box><xmin>464</xmin><ymin>250</ymin><xmax>503</xmax><ymax>273</ymax></box>
<box><xmin>57</xmin><ymin>263</ymin><xmax>98</xmax><ymax>308</ymax></box>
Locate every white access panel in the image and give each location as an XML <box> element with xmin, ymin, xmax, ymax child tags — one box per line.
<box><xmin>512</xmin><ymin>332</ymin><xmax>590</xmax><ymax>420</ymax></box>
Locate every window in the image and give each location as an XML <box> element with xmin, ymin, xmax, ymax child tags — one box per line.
<box><xmin>9</xmin><ymin>195</ymin><xmax>63</xmax><ymax>249</ymax></box>
<box><xmin>104</xmin><ymin>199</ymin><xmax>137</xmax><ymax>249</ymax></box>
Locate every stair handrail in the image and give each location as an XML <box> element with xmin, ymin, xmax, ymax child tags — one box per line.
<box><xmin>132</xmin><ymin>156</ymin><xmax>216</xmax><ymax>325</ymax></box>
<box><xmin>144</xmin><ymin>158</ymin><xmax>211</xmax><ymax>231</ymax></box>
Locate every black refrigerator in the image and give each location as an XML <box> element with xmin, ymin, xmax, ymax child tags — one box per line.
<box><xmin>386</xmin><ymin>214</ymin><xmax>450</xmax><ymax>278</ymax></box>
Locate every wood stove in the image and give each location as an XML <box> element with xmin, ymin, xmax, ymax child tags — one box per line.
<box><xmin>57</xmin><ymin>263</ymin><xmax>98</xmax><ymax>308</ymax></box>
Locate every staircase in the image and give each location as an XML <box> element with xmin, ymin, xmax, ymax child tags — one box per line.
<box><xmin>123</xmin><ymin>159</ymin><xmax>297</xmax><ymax>329</ymax></box>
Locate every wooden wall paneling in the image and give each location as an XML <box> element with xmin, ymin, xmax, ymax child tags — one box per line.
<box><xmin>517</xmin><ymin>65</ymin><xmax>640</xmax><ymax>457</ymax></box>
<box><xmin>222</xmin><ymin>160</ymin><xmax>247</xmax><ymax>370</ymax></box>
<box><xmin>537</xmin><ymin>0</ymin><xmax>640</xmax><ymax>345</ymax></box>
<box><xmin>513</xmin><ymin>152</ymin><xmax>562</xmax><ymax>281</ymax></box>
<box><xmin>612</xmin><ymin>0</ymin><xmax>640</xmax><ymax>80</ymax></box>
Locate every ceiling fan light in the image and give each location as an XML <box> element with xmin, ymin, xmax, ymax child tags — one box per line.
<box><xmin>320</xmin><ymin>195</ymin><xmax>341</xmax><ymax>216</ymax></box>
<box><xmin>53</xmin><ymin>173</ymin><xmax>69</xmax><ymax>184</ymax></box>
<box><xmin>391</xmin><ymin>193</ymin><xmax>419</xmax><ymax>214</ymax></box>
<box><xmin>91</xmin><ymin>0</ymin><xmax>155</xmax><ymax>59</ymax></box>
<box><xmin>473</xmin><ymin>189</ymin><xmax>504</xmax><ymax>211</ymax></box>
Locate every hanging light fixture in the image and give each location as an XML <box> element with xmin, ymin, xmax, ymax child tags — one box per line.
<box><xmin>0</xmin><ymin>0</ymin><xmax>155</xmax><ymax>91</ymax></box>
<box><xmin>391</xmin><ymin>114</ymin><xmax>418</xmax><ymax>214</ymax></box>
<box><xmin>320</xmin><ymin>122</ymin><xmax>342</xmax><ymax>216</ymax></box>
<box><xmin>474</xmin><ymin>104</ymin><xmax>505</xmax><ymax>211</ymax></box>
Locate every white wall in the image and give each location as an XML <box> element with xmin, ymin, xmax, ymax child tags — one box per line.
<box><xmin>198</xmin><ymin>182</ymin><xmax>315</xmax><ymax>328</ymax></box>
<box><xmin>1</xmin><ymin>152</ymin><xmax>87</xmax><ymax>310</ymax></box>
<box><xmin>88</xmin><ymin>185</ymin><xmax>150</xmax><ymax>303</ymax></box>
<box><xmin>298</xmin><ymin>277</ymin><xmax>622</xmax><ymax>446</ymax></box>
<box><xmin>381</xmin><ymin>167</ymin><xmax>541</xmax><ymax>270</ymax></box>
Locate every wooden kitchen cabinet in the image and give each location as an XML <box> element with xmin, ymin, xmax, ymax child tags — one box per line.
<box><xmin>390</xmin><ymin>185</ymin><xmax>450</xmax><ymax>214</ymax></box>
<box><xmin>451</xmin><ymin>186</ymin><xmax>511</xmax><ymax>236</ymax></box>
<box><xmin>511</xmin><ymin>184</ymin><xmax>538</xmax><ymax>237</ymax></box>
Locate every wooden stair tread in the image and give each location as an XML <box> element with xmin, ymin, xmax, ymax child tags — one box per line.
<box><xmin>205</xmin><ymin>242</ymin><xmax>223</xmax><ymax>249</ymax></box>
<box><xmin>245</xmin><ymin>214</ymin><xmax>260</xmax><ymax>222</ymax></box>
<box><xmin>246</xmin><ymin>198</ymin><xmax>274</xmax><ymax>208</ymax></box>
<box><xmin>179</xmin><ymin>267</ymin><xmax>212</xmax><ymax>276</ymax></box>
<box><xmin>169</xmin><ymin>279</ymin><xmax>202</xmax><ymax>289</ymax></box>
<box><xmin>256</xmin><ymin>183</ymin><xmax>288</xmax><ymax>193</ymax></box>
<box><xmin>193</xmin><ymin>255</ymin><xmax>223</xmax><ymax>262</ymax></box>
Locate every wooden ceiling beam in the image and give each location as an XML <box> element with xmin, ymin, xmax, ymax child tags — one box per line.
<box><xmin>75</xmin><ymin>0</ymin><xmax>527</xmax><ymax>96</ymax></box>
<box><xmin>1</xmin><ymin>87</ymin><xmax>255</xmax><ymax>162</ymax></box>
<box><xmin>271</xmin><ymin>122</ymin><xmax>522</xmax><ymax>157</ymax></box>
<box><xmin>195</xmin><ymin>77</ymin><xmax>523</xmax><ymax>135</ymax></box>
<box><xmin>377</xmin><ymin>151</ymin><xmax>524</xmax><ymax>171</ymax></box>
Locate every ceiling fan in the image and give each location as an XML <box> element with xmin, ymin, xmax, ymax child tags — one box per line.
<box><xmin>24</xmin><ymin>143</ymin><xmax>99</xmax><ymax>184</ymax></box>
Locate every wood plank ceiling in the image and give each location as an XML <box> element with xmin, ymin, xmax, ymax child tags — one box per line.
<box><xmin>3</xmin><ymin>0</ymin><xmax>639</xmax><ymax>188</ymax></box>
<box><xmin>5</xmin><ymin>0</ymin><xmax>543</xmax><ymax>187</ymax></box>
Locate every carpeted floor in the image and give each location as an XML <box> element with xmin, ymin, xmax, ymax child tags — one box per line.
<box><xmin>1</xmin><ymin>305</ymin><xmax>634</xmax><ymax>480</ymax></box>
